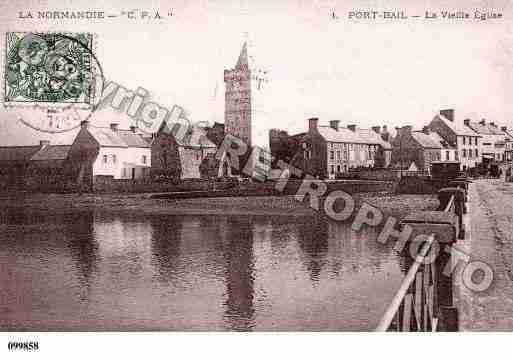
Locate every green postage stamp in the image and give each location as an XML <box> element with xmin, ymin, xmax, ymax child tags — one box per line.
<box><xmin>4</xmin><ymin>32</ymin><xmax>94</xmax><ymax>104</ymax></box>
<box><xmin>2</xmin><ymin>32</ymin><xmax>102</xmax><ymax>133</ymax></box>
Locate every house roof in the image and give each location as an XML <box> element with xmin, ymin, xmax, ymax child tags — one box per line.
<box><xmin>435</xmin><ymin>114</ymin><xmax>479</xmax><ymax>137</ymax></box>
<box><xmin>30</xmin><ymin>145</ymin><xmax>71</xmax><ymax>161</ymax></box>
<box><xmin>466</xmin><ymin>121</ymin><xmax>506</xmax><ymax>136</ymax></box>
<box><xmin>290</xmin><ymin>132</ymin><xmax>306</xmax><ymax>140</ymax></box>
<box><xmin>317</xmin><ymin>126</ymin><xmax>391</xmax><ymax>148</ymax></box>
<box><xmin>318</xmin><ymin>126</ymin><xmax>363</xmax><ymax>143</ymax></box>
<box><xmin>0</xmin><ymin>146</ymin><xmax>41</xmax><ymax>162</ymax></box>
<box><xmin>117</xmin><ymin>130</ymin><xmax>152</xmax><ymax>148</ymax></box>
<box><xmin>427</xmin><ymin>131</ymin><xmax>456</xmax><ymax>149</ymax></box>
<box><xmin>87</xmin><ymin>126</ymin><xmax>151</xmax><ymax>148</ymax></box>
<box><xmin>411</xmin><ymin>131</ymin><xmax>442</xmax><ymax>148</ymax></box>
<box><xmin>157</xmin><ymin>120</ymin><xmax>216</xmax><ymax>148</ymax></box>
<box><xmin>356</xmin><ymin>128</ymin><xmax>392</xmax><ymax>149</ymax></box>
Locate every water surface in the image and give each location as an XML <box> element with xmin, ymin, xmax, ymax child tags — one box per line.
<box><xmin>0</xmin><ymin>209</ymin><xmax>405</xmax><ymax>331</ymax></box>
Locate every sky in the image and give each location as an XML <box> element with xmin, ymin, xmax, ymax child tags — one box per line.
<box><xmin>1</xmin><ymin>0</ymin><xmax>513</xmax><ymax>146</ymax></box>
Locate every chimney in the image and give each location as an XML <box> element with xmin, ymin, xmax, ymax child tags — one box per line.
<box><xmin>372</xmin><ymin>126</ymin><xmax>381</xmax><ymax>134</ymax></box>
<box><xmin>308</xmin><ymin>118</ymin><xmax>318</xmax><ymax>133</ymax></box>
<box><xmin>490</xmin><ymin>121</ymin><xmax>496</xmax><ymax>127</ymax></box>
<box><xmin>110</xmin><ymin>123</ymin><xmax>119</xmax><ymax>132</ymax></box>
<box><xmin>39</xmin><ymin>140</ymin><xmax>50</xmax><ymax>147</ymax></box>
<box><xmin>440</xmin><ymin>109</ymin><xmax>455</xmax><ymax>122</ymax></box>
<box><xmin>464</xmin><ymin>119</ymin><xmax>470</xmax><ymax>126</ymax></box>
<box><xmin>329</xmin><ymin>120</ymin><xmax>340</xmax><ymax>131</ymax></box>
<box><xmin>479</xmin><ymin>119</ymin><xmax>486</xmax><ymax>126</ymax></box>
<box><xmin>422</xmin><ymin>126</ymin><xmax>430</xmax><ymax>135</ymax></box>
<box><xmin>502</xmin><ymin>126</ymin><xmax>508</xmax><ymax>132</ymax></box>
<box><xmin>130</xmin><ymin>125</ymin><xmax>137</xmax><ymax>133</ymax></box>
<box><xmin>80</xmin><ymin>120</ymin><xmax>89</xmax><ymax>129</ymax></box>
<box><xmin>347</xmin><ymin>124</ymin><xmax>357</xmax><ymax>132</ymax></box>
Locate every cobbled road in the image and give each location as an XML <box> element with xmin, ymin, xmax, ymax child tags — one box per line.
<box><xmin>457</xmin><ymin>179</ymin><xmax>513</xmax><ymax>330</ymax></box>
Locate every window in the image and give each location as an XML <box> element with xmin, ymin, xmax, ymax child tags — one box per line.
<box><xmin>446</xmin><ymin>151</ymin><xmax>450</xmax><ymax>161</ymax></box>
<box><xmin>330</xmin><ymin>151</ymin><xmax>334</xmax><ymax>161</ymax></box>
<box><xmin>112</xmin><ymin>154</ymin><xmax>117</xmax><ymax>164</ymax></box>
<box><xmin>475</xmin><ymin>138</ymin><xmax>478</xmax><ymax>146</ymax></box>
<box><xmin>336</xmin><ymin>151</ymin><xmax>340</xmax><ymax>161</ymax></box>
<box><xmin>475</xmin><ymin>149</ymin><xmax>478</xmax><ymax>157</ymax></box>
<box><xmin>103</xmin><ymin>155</ymin><xmax>108</xmax><ymax>164</ymax></box>
<box><xmin>462</xmin><ymin>149</ymin><xmax>467</xmax><ymax>158</ymax></box>
<box><xmin>337</xmin><ymin>165</ymin><xmax>341</xmax><ymax>173</ymax></box>
<box><xmin>142</xmin><ymin>155</ymin><xmax>147</xmax><ymax>164</ymax></box>
<box><xmin>330</xmin><ymin>165</ymin><xmax>334</xmax><ymax>174</ymax></box>
<box><xmin>463</xmin><ymin>137</ymin><xmax>466</xmax><ymax>145</ymax></box>
<box><xmin>123</xmin><ymin>168</ymin><xmax>126</xmax><ymax>177</ymax></box>
<box><xmin>259</xmin><ymin>150</ymin><xmax>270</xmax><ymax>163</ymax></box>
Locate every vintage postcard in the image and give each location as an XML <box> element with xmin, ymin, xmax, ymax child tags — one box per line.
<box><xmin>1</xmin><ymin>0</ymin><xmax>513</xmax><ymax>357</ymax></box>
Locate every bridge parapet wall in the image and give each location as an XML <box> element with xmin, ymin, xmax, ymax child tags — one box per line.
<box><xmin>376</xmin><ymin>187</ymin><xmax>466</xmax><ymax>331</ymax></box>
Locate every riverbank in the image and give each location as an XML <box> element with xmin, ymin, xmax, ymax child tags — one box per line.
<box><xmin>0</xmin><ymin>191</ymin><xmax>439</xmax><ymax>219</ymax></box>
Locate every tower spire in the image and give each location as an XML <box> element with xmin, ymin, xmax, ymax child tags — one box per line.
<box><xmin>235</xmin><ymin>41</ymin><xmax>248</xmax><ymax>70</ymax></box>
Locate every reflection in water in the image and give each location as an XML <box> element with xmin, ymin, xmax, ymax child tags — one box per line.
<box><xmin>221</xmin><ymin>217</ymin><xmax>255</xmax><ymax>331</ymax></box>
<box><xmin>150</xmin><ymin>216</ymin><xmax>183</xmax><ymax>285</ymax></box>
<box><xmin>297</xmin><ymin>218</ymin><xmax>329</xmax><ymax>283</ymax></box>
<box><xmin>62</xmin><ymin>212</ymin><xmax>98</xmax><ymax>300</ymax></box>
<box><xmin>0</xmin><ymin>209</ymin><xmax>405</xmax><ymax>331</ymax></box>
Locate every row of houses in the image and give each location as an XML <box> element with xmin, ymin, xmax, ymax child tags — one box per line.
<box><xmin>270</xmin><ymin>118</ymin><xmax>392</xmax><ymax>179</ymax></box>
<box><xmin>395</xmin><ymin>109</ymin><xmax>513</xmax><ymax>173</ymax></box>
<box><xmin>0</xmin><ymin>141</ymin><xmax>71</xmax><ymax>188</ymax></box>
<box><xmin>2</xmin><ymin>108</ymin><xmax>513</xmax><ymax>187</ymax></box>
<box><xmin>269</xmin><ymin>109</ymin><xmax>513</xmax><ymax>179</ymax></box>
<box><xmin>0</xmin><ymin>119</ymin><xmax>219</xmax><ymax>189</ymax></box>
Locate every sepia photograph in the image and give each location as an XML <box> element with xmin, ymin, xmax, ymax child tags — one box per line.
<box><xmin>1</xmin><ymin>0</ymin><xmax>513</xmax><ymax>357</ymax></box>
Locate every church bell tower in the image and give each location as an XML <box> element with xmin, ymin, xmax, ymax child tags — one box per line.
<box><xmin>224</xmin><ymin>42</ymin><xmax>268</xmax><ymax>149</ymax></box>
